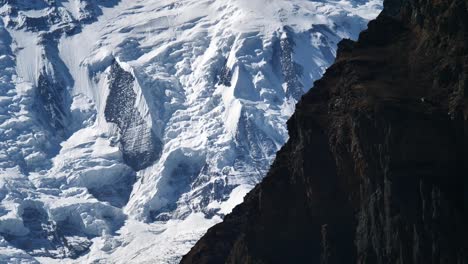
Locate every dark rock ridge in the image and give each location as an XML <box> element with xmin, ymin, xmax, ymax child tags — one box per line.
<box><xmin>105</xmin><ymin>61</ymin><xmax>162</xmax><ymax>171</ymax></box>
<box><xmin>279</xmin><ymin>29</ymin><xmax>305</xmax><ymax>100</ymax></box>
<box><xmin>181</xmin><ymin>0</ymin><xmax>468</xmax><ymax>263</ymax></box>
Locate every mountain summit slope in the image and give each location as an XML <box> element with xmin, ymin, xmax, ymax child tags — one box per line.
<box><xmin>182</xmin><ymin>0</ymin><xmax>468</xmax><ymax>263</ymax></box>
<box><xmin>0</xmin><ymin>0</ymin><xmax>382</xmax><ymax>263</ymax></box>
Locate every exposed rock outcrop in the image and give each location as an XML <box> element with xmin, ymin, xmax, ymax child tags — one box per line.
<box><xmin>105</xmin><ymin>61</ymin><xmax>162</xmax><ymax>170</ymax></box>
<box><xmin>182</xmin><ymin>0</ymin><xmax>468</xmax><ymax>263</ymax></box>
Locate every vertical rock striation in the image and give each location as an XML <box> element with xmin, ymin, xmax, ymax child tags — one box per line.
<box><xmin>182</xmin><ymin>0</ymin><xmax>468</xmax><ymax>263</ymax></box>
<box><xmin>104</xmin><ymin>61</ymin><xmax>162</xmax><ymax>171</ymax></box>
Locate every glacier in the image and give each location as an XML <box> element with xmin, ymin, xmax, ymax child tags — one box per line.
<box><xmin>0</xmin><ymin>0</ymin><xmax>382</xmax><ymax>263</ymax></box>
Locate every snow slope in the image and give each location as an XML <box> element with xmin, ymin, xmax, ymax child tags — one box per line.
<box><xmin>0</xmin><ymin>0</ymin><xmax>382</xmax><ymax>263</ymax></box>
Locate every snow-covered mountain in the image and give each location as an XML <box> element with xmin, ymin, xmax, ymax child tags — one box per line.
<box><xmin>0</xmin><ymin>0</ymin><xmax>381</xmax><ymax>263</ymax></box>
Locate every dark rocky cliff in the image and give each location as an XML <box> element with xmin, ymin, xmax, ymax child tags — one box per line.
<box><xmin>181</xmin><ymin>0</ymin><xmax>468</xmax><ymax>263</ymax></box>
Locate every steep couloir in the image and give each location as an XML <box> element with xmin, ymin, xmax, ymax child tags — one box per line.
<box><xmin>182</xmin><ymin>0</ymin><xmax>468</xmax><ymax>263</ymax></box>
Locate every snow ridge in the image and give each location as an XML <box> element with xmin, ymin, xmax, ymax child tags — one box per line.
<box><xmin>0</xmin><ymin>0</ymin><xmax>382</xmax><ymax>263</ymax></box>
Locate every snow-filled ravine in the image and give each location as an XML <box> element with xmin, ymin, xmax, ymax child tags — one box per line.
<box><xmin>0</xmin><ymin>0</ymin><xmax>382</xmax><ymax>263</ymax></box>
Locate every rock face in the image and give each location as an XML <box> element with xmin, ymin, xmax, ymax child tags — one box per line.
<box><xmin>104</xmin><ymin>61</ymin><xmax>162</xmax><ymax>171</ymax></box>
<box><xmin>182</xmin><ymin>0</ymin><xmax>468</xmax><ymax>263</ymax></box>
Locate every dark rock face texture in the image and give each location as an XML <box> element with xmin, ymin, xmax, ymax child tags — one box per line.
<box><xmin>105</xmin><ymin>61</ymin><xmax>162</xmax><ymax>171</ymax></box>
<box><xmin>181</xmin><ymin>0</ymin><xmax>468</xmax><ymax>263</ymax></box>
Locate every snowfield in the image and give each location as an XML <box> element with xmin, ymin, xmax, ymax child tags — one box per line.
<box><xmin>0</xmin><ymin>0</ymin><xmax>382</xmax><ymax>263</ymax></box>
